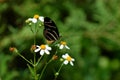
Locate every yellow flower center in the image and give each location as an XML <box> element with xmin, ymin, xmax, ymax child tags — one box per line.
<box><xmin>40</xmin><ymin>45</ymin><xmax>46</xmax><ymax>50</ymax></box>
<box><xmin>60</xmin><ymin>41</ymin><xmax>66</xmax><ymax>45</ymax></box>
<box><xmin>66</xmin><ymin>56</ymin><xmax>72</xmax><ymax>61</ymax></box>
<box><xmin>34</xmin><ymin>14</ymin><xmax>39</xmax><ymax>19</ymax></box>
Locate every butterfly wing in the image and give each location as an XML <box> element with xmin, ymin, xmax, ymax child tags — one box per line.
<box><xmin>43</xmin><ymin>17</ymin><xmax>60</xmax><ymax>41</ymax></box>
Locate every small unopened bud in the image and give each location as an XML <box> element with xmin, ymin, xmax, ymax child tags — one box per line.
<box><xmin>30</xmin><ymin>45</ymin><xmax>36</xmax><ymax>52</ymax></box>
<box><xmin>60</xmin><ymin>58</ymin><xmax>64</xmax><ymax>62</ymax></box>
<box><xmin>52</xmin><ymin>55</ymin><xmax>58</xmax><ymax>60</ymax></box>
<box><xmin>25</xmin><ymin>19</ymin><xmax>29</xmax><ymax>23</ymax></box>
<box><xmin>25</xmin><ymin>19</ymin><xmax>32</xmax><ymax>25</ymax></box>
<box><xmin>9</xmin><ymin>47</ymin><xmax>18</xmax><ymax>53</ymax></box>
<box><xmin>55</xmin><ymin>72</ymin><xmax>59</xmax><ymax>76</ymax></box>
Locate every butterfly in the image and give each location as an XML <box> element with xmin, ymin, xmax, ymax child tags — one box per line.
<box><xmin>43</xmin><ymin>17</ymin><xmax>60</xmax><ymax>43</ymax></box>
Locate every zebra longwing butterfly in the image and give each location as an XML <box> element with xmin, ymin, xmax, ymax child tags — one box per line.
<box><xmin>43</xmin><ymin>17</ymin><xmax>60</xmax><ymax>42</ymax></box>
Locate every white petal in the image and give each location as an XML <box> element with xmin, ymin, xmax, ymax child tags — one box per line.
<box><xmin>63</xmin><ymin>60</ymin><xmax>68</xmax><ymax>65</ymax></box>
<box><xmin>62</xmin><ymin>54</ymin><xmax>67</xmax><ymax>59</ymax></box>
<box><xmin>65</xmin><ymin>53</ymin><xmax>69</xmax><ymax>57</ymax></box>
<box><xmin>32</xmin><ymin>18</ymin><xmax>37</xmax><ymax>23</ymax></box>
<box><xmin>65</xmin><ymin>45</ymin><xmax>70</xmax><ymax>49</ymax></box>
<box><xmin>62</xmin><ymin>53</ymin><xmax>69</xmax><ymax>59</ymax></box>
<box><xmin>39</xmin><ymin>16</ymin><xmax>44</xmax><ymax>22</ymax></box>
<box><xmin>70</xmin><ymin>61</ymin><xmax>74</xmax><ymax>66</ymax></box>
<box><xmin>40</xmin><ymin>50</ymin><xmax>45</xmax><ymax>55</ymax></box>
<box><xmin>72</xmin><ymin>58</ymin><xmax>75</xmax><ymax>61</ymax></box>
<box><xmin>34</xmin><ymin>48</ymin><xmax>40</xmax><ymax>52</ymax></box>
<box><xmin>36</xmin><ymin>45</ymin><xmax>39</xmax><ymax>47</ymax></box>
<box><xmin>46</xmin><ymin>45</ymin><xmax>52</xmax><ymax>50</ymax></box>
<box><xmin>60</xmin><ymin>45</ymin><xmax>64</xmax><ymax>49</ymax></box>
<box><xmin>28</xmin><ymin>18</ymin><xmax>33</xmax><ymax>21</ymax></box>
<box><xmin>45</xmin><ymin>49</ymin><xmax>50</xmax><ymax>55</ymax></box>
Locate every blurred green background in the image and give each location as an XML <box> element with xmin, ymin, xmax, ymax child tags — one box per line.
<box><xmin>0</xmin><ymin>0</ymin><xmax>120</xmax><ymax>80</ymax></box>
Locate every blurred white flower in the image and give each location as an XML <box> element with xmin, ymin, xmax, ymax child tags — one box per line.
<box><xmin>26</xmin><ymin>14</ymin><xmax>44</xmax><ymax>23</ymax></box>
<box><xmin>58</xmin><ymin>41</ymin><xmax>70</xmax><ymax>49</ymax></box>
<box><xmin>34</xmin><ymin>44</ymin><xmax>52</xmax><ymax>55</ymax></box>
<box><xmin>62</xmin><ymin>53</ymin><xmax>75</xmax><ymax>66</ymax></box>
<box><xmin>27</xmin><ymin>18</ymin><xmax>37</xmax><ymax>23</ymax></box>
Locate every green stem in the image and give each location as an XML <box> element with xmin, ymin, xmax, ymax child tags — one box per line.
<box><xmin>33</xmin><ymin>23</ymin><xmax>38</xmax><ymax>80</ymax></box>
<box><xmin>34</xmin><ymin>52</ymin><xmax>36</xmax><ymax>65</ymax></box>
<box><xmin>34</xmin><ymin>31</ymin><xmax>36</xmax><ymax>45</ymax></box>
<box><xmin>36</xmin><ymin>55</ymin><xmax>43</xmax><ymax>66</ymax></box>
<box><xmin>39</xmin><ymin>59</ymin><xmax>53</xmax><ymax>80</ymax></box>
<box><xmin>34</xmin><ymin>52</ymin><xmax>38</xmax><ymax>80</ymax></box>
<box><xmin>17</xmin><ymin>53</ymin><xmax>33</xmax><ymax>66</ymax></box>
<box><xmin>33</xmin><ymin>23</ymin><xmax>37</xmax><ymax>45</ymax></box>
<box><xmin>54</xmin><ymin>47</ymin><xmax>58</xmax><ymax>55</ymax></box>
<box><xmin>54</xmin><ymin>63</ymin><xmax>64</xmax><ymax>80</ymax></box>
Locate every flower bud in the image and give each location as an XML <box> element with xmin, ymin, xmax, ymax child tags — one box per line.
<box><xmin>30</xmin><ymin>45</ymin><xmax>36</xmax><ymax>52</ymax></box>
<box><xmin>9</xmin><ymin>47</ymin><xmax>18</xmax><ymax>53</ymax></box>
<box><xmin>60</xmin><ymin>58</ymin><xmax>64</xmax><ymax>62</ymax></box>
<box><xmin>55</xmin><ymin>72</ymin><xmax>59</xmax><ymax>76</ymax></box>
<box><xmin>52</xmin><ymin>55</ymin><xmax>58</xmax><ymax>60</ymax></box>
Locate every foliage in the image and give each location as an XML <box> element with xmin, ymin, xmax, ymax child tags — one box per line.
<box><xmin>0</xmin><ymin>0</ymin><xmax>120</xmax><ymax>80</ymax></box>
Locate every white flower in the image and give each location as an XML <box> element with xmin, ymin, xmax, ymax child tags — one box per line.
<box><xmin>26</xmin><ymin>14</ymin><xmax>44</xmax><ymax>23</ymax></box>
<box><xmin>58</xmin><ymin>41</ymin><xmax>70</xmax><ymax>49</ymax></box>
<box><xmin>27</xmin><ymin>18</ymin><xmax>37</xmax><ymax>23</ymax></box>
<box><xmin>34</xmin><ymin>44</ymin><xmax>52</xmax><ymax>55</ymax></box>
<box><xmin>62</xmin><ymin>53</ymin><xmax>75</xmax><ymax>66</ymax></box>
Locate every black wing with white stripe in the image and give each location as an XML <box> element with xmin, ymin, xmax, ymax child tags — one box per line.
<box><xmin>43</xmin><ymin>17</ymin><xmax>60</xmax><ymax>41</ymax></box>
